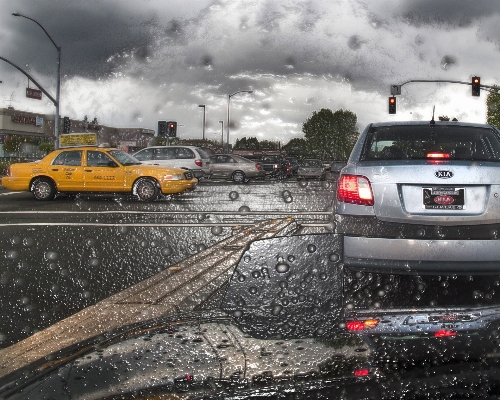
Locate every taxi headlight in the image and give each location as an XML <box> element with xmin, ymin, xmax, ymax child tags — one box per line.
<box><xmin>163</xmin><ymin>174</ymin><xmax>184</xmax><ymax>181</ymax></box>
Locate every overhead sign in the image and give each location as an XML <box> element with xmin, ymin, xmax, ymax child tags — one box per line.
<box><xmin>26</xmin><ymin>87</ymin><xmax>42</xmax><ymax>100</ymax></box>
<box><xmin>59</xmin><ymin>133</ymin><xmax>98</xmax><ymax>148</ymax></box>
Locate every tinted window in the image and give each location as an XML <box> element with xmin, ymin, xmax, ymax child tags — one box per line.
<box><xmin>87</xmin><ymin>151</ymin><xmax>115</xmax><ymax>167</ymax></box>
<box><xmin>176</xmin><ymin>148</ymin><xmax>194</xmax><ymax>159</ymax></box>
<box><xmin>361</xmin><ymin>125</ymin><xmax>500</xmax><ymax>161</ymax></box>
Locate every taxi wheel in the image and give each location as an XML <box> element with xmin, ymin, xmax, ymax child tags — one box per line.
<box><xmin>232</xmin><ymin>171</ymin><xmax>246</xmax><ymax>183</ymax></box>
<box><xmin>31</xmin><ymin>177</ymin><xmax>56</xmax><ymax>201</ymax></box>
<box><xmin>134</xmin><ymin>178</ymin><xmax>160</xmax><ymax>201</ymax></box>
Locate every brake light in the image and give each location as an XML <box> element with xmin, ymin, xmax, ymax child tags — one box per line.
<box><xmin>195</xmin><ymin>159</ymin><xmax>203</xmax><ymax>167</ymax></box>
<box><xmin>337</xmin><ymin>175</ymin><xmax>374</xmax><ymax>206</ymax></box>
<box><xmin>434</xmin><ymin>329</ymin><xmax>457</xmax><ymax>338</ymax></box>
<box><xmin>346</xmin><ymin>319</ymin><xmax>379</xmax><ymax>331</ymax></box>
<box><xmin>426</xmin><ymin>152</ymin><xmax>450</xmax><ymax>159</ymax></box>
<box><xmin>354</xmin><ymin>369</ymin><xmax>370</xmax><ymax>377</ymax></box>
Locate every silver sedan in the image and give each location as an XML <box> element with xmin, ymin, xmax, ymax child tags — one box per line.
<box><xmin>208</xmin><ymin>154</ymin><xmax>266</xmax><ymax>183</ymax></box>
<box><xmin>297</xmin><ymin>158</ymin><xmax>326</xmax><ymax>180</ymax></box>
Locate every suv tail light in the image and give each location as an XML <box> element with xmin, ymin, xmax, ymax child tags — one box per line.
<box><xmin>346</xmin><ymin>319</ymin><xmax>379</xmax><ymax>331</ymax></box>
<box><xmin>337</xmin><ymin>175</ymin><xmax>374</xmax><ymax>206</ymax></box>
<box><xmin>195</xmin><ymin>159</ymin><xmax>203</xmax><ymax>167</ymax></box>
<box><xmin>255</xmin><ymin>163</ymin><xmax>261</xmax><ymax>170</ymax></box>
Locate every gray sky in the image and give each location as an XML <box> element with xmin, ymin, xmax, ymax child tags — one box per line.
<box><xmin>1</xmin><ymin>0</ymin><xmax>500</xmax><ymax>144</ymax></box>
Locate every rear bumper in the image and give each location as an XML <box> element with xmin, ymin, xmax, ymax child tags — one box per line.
<box><xmin>344</xmin><ymin>236</ymin><xmax>500</xmax><ymax>273</ymax></box>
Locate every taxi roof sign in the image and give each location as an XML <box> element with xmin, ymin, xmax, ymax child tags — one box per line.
<box><xmin>59</xmin><ymin>133</ymin><xmax>98</xmax><ymax>148</ymax></box>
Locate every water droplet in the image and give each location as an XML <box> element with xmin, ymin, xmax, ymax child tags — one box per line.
<box><xmin>211</xmin><ymin>226</ymin><xmax>223</xmax><ymax>236</ymax></box>
<box><xmin>5</xmin><ymin>250</ymin><xmax>19</xmax><ymax>260</ymax></box>
<box><xmin>239</xmin><ymin>206</ymin><xmax>250</xmax><ymax>213</ymax></box>
<box><xmin>44</xmin><ymin>251</ymin><xmax>58</xmax><ymax>261</ymax></box>
<box><xmin>249</xmin><ymin>286</ymin><xmax>258</xmax><ymax>294</ymax></box>
<box><xmin>329</xmin><ymin>253</ymin><xmax>339</xmax><ymax>262</ymax></box>
<box><xmin>23</xmin><ymin>237</ymin><xmax>34</xmax><ymax>247</ymax></box>
<box><xmin>271</xmin><ymin>305</ymin><xmax>283</xmax><ymax>316</ymax></box>
<box><xmin>89</xmin><ymin>258</ymin><xmax>100</xmax><ymax>267</ymax></box>
<box><xmin>161</xmin><ymin>247</ymin><xmax>173</xmax><ymax>256</ymax></box>
<box><xmin>233</xmin><ymin>310</ymin><xmax>243</xmax><ymax>318</ymax></box>
<box><xmin>238</xmin><ymin>274</ymin><xmax>246</xmax><ymax>282</ymax></box>
<box><xmin>10</xmin><ymin>236</ymin><xmax>22</xmax><ymax>245</ymax></box>
<box><xmin>197</xmin><ymin>244</ymin><xmax>207</xmax><ymax>252</ymax></box>
<box><xmin>252</xmin><ymin>270</ymin><xmax>261</xmax><ymax>278</ymax></box>
<box><xmin>307</xmin><ymin>244</ymin><xmax>316</xmax><ymax>253</ymax></box>
<box><xmin>276</xmin><ymin>263</ymin><xmax>290</xmax><ymax>273</ymax></box>
<box><xmin>229</xmin><ymin>191</ymin><xmax>239</xmax><ymax>200</ymax></box>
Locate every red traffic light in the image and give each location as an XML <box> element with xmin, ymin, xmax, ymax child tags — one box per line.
<box><xmin>388</xmin><ymin>96</ymin><xmax>397</xmax><ymax>114</ymax></box>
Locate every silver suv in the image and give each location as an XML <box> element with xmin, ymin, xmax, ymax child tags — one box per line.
<box><xmin>334</xmin><ymin>120</ymin><xmax>500</xmax><ymax>344</ymax></box>
<box><xmin>133</xmin><ymin>145</ymin><xmax>210</xmax><ymax>178</ymax></box>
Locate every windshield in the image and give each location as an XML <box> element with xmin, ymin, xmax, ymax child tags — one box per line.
<box><xmin>1</xmin><ymin>1</ymin><xmax>500</xmax><ymax>398</ymax></box>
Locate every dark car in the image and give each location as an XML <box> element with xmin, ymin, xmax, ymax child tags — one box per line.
<box><xmin>285</xmin><ymin>156</ymin><xmax>299</xmax><ymax>175</ymax></box>
<box><xmin>259</xmin><ymin>155</ymin><xmax>291</xmax><ymax>178</ymax></box>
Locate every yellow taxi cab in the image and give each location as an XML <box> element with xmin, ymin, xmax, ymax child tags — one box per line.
<box><xmin>1</xmin><ymin>146</ymin><xmax>198</xmax><ymax>201</ymax></box>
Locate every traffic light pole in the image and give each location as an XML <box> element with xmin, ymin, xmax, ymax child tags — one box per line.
<box><xmin>391</xmin><ymin>79</ymin><xmax>498</xmax><ymax>96</ymax></box>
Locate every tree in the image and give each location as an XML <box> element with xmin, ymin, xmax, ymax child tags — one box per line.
<box><xmin>234</xmin><ymin>137</ymin><xmax>259</xmax><ymax>149</ymax></box>
<box><xmin>3</xmin><ymin>135</ymin><xmax>24</xmax><ymax>153</ymax></box>
<box><xmin>283</xmin><ymin>138</ymin><xmax>308</xmax><ymax>158</ymax></box>
<box><xmin>302</xmin><ymin>108</ymin><xmax>358</xmax><ymax>160</ymax></box>
<box><xmin>259</xmin><ymin>140</ymin><xmax>279</xmax><ymax>150</ymax></box>
<box><xmin>38</xmin><ymin>142</ymin><xmax>54</xmax><ymax>155</ymax></box>
<box><xmin>487</xmin><ymin>85</ymin><xmax>500</xmax><ymax>130</ymax></box>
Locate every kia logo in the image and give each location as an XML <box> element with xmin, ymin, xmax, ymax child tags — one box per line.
<box><xmin>435</xmin><ymin>170</ymin><xmax>453</xmax><ymax>179</ymax></box>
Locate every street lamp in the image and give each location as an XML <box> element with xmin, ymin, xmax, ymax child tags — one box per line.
<box><xmin>13</xmin><ymin>12</ymin><xmax>61</xmax><ymax>149</ymax></box>
<box><xmin>219</xmin><ymin>120</ymin><xmax>224</xmax><ymax>149</ymax></box>
<box><xmin>227</xmin><ymin>90</ymin><xmax>253</xmax><ymax>153</ymax></box>
<box><xmin>198</xmin><ymin>104</ymin><xmax>206</xmax><ymax>140</ymax></box>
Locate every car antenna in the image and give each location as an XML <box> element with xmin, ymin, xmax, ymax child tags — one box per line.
<box><xmin>430</xmin><ymin>105</ymin><xmax>435</xmax><ymax>126</ymax></box>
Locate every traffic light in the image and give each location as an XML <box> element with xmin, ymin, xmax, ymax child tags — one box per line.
<box><xmin>63</xmin><ymin>116</ymin><xmax>71</xmax><ymax>133</ymax></box>
<box><xmin>167</xmin><ymin>121</ymin><xmax>177</xmax><ymax>137</ymax></box>
<box><xmin>472</xmin><ymin>76</ymin><xmax>480</xmax><ymax>96</ymax></box>
<box><xmin>157</xmin><ymin>120</ymin><xmax>167</xmax><ymax>136</ymax></box>
<box><xmin>388</xmin><ymin>97</ymin><xmax>396</xmax><ymax>114</ymax></box>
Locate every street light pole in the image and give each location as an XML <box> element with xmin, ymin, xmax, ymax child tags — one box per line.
<box><xmin>227</xmin><ymin>90</ymin><xmax>253</xmax><ymax>154</ymax></box>
<box><xmin>219</xmin><ymin>120</ymin><xmax>224</xmax><ymax>149</ymax></box>
<box><xmin>13</xmin><ymin>12</ymin><xmax>61</xmax><ymax>149</ymax></box>
<box><xmin>198</xmin><ymin>104</ymin><xmax>206</xmax><ymax>140</ymax></box>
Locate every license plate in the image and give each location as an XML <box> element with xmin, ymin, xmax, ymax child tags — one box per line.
<box><xmin>423</xmin><ymin>187</ymin><xmax>465</xmax><ymax>210</ymax></box>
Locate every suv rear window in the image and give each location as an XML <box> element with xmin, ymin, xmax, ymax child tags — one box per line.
<box><xmin>361</xmin><ymin>125</ymin><xmax>500</xmax><ymax>161</ymax></box>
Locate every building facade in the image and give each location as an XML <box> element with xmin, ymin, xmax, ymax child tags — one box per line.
<box><xmin>0</xmin><ymin>107</ymin><xmax>155</xmax><ymax>160</ymax></box>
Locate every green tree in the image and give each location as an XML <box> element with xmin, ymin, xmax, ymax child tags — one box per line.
<box><xmin>302</xmin><ymin>108</ymin><xmax>358</xmax><ymax>160</ymax></box>
<box><xmin>487</xmin><ymin>85</ymin><xmax>500</xmax><ymax>129</ymax></box>
<box><xmin>3</xmin><ymin>135</ymin><xmax>24</xmax><ymax>153</ymax></box>
<box><xmin>259</xmin><ymin>140</ymin><xmax>278</xmax><ymax>150</ymax></box>
<box><xmin>234</xmin><ymin>137</ymin><xmax>259</xmax><ymax>149</ymax></box>
<box><xmin>283</xmin><ymin>138</ymin><xmax>308</xmax><ymax>158</ymax></box>
<box><xmin>38</xmin><ymin>142</ymin><xmax>54</xmax><ymax>155</ymax></box>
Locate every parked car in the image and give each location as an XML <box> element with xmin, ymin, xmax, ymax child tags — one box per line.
<box><xmin>335</xmin><ymin>120</ymin><xmax>500</xmax><ymax>340</ymax></box>
<box><xmin>285</xmin><ymin>156</ymin><xmax>299</xmax><ymax>175</ymax></box>
<box><xmin>132</xmin><ymin>145</ymin><xmax>210</xmax><ymax>178</ymax></box>
<box><xmin>259</xmin><ymin>154</ymin><xmax>291</xmax><ymax>178</ymax></box>
<box><xmin>1</xmin><ymin>146</ymin><xmax>197</xmax><ymax>201</ymax></box>
<box><xmin>297</xmin><ymin>158</ymin><xmax>326</xmax><ymax>180</ymax></box>
<box><xmin>208</xmin><ymin>154</ymin><xmax>266</xmax><ymax>182</ymax></box>
<box><xmin>329</xmin><ymin>161</ymin><xmax>347</xmax><ymax>173</ymax></box>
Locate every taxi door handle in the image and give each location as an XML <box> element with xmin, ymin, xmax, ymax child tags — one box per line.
<box><xmin>84</xmin><ymin>169</ymin><xmax>92</xmax><ymax>172</ymax></box>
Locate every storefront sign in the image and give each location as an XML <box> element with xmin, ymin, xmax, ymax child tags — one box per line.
<box><xmin>26</xmin><ymin>88</ymin><xmax>42</xmax><ymax>100</ymax></box>
<box><xmin>12</xmin><ymin>114</ymin><xmax>37</xmax><ymax>125</ymax></box>
<box><xmin>59</xmin><ymin>133</ymin><xmax>98</xmax><ymax>148</ymax></box>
